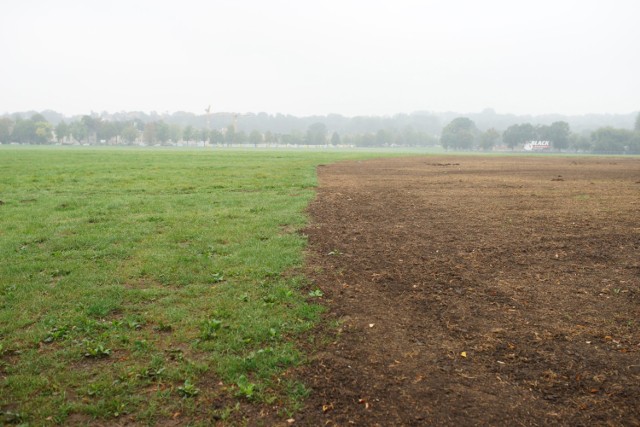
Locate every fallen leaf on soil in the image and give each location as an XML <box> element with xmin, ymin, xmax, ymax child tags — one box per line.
<box><xmin>460</xmin><ymin>351</ymin><xmax>467</xmax><ymax>358</ymax></box>
<box><xmin>369</xmin><ymin>323</ymin><xmax>375</xmax><ymax>328</ymax></box>
<box><xmin>322</xmin><ymin>403</ymin><xmax>334</xmax><ymax>412</ymax></box>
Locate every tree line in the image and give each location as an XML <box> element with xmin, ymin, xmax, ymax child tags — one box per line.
<box><xmin>440</xmin><ymin>114</ymin><xmax>640</xmax><ymax>154</ymax></box>
<box><xmin>1</xmin><ymin>112</ymin><xmax>639</xmax><ymax>153</ymax></box>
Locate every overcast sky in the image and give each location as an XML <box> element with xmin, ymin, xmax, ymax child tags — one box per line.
<box><xmin>1</xmin><ymin>0</ymin><xmax>638</xmax><ymax>117</ymax></box>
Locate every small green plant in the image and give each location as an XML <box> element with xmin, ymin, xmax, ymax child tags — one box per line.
<box><xmin>137</xmin><ymin>366</ymin><xmax>165</xmax><ymax>380</ymax></box>
<box><xmin>262</xmin><ymin>295</ymin><xmax>277</xmax><ymax>304</ymax></box>
<box><xmin>154</xmin><ymin>321</ymin><xmax>172</xmax><ymax>332</ymax></box>
<box><xmin>235</xmin><ymin>375</ymin><xmax>256</xmax><ymax>400</ymax></box>
<box><xmin>200</xmin><ymin>318</ymin><xmax>223</xmax><ymax>340</ymax></box>
<box><xmin>0</xmin><ymin>411</ymin><xmax>25</xmax><ymax>424</ymax></box>
<box><xmin>177</xmin><ymin>379</ymin><xmax>199</xmax><ymax>398</ymax></box>
<box><xmin>211</xmin><ymin>272</ymin><xmax>225</xmax><ymax>283</ymax></box>
<box><xmin>308</xmin><ymin>289</ymin><xmax>324</xmax><ymax>297</ymax></box>
<box><xmin>125</xmin><ymin>319</ymin><xmax>143</xmax><ymax>330</ymax></box>
<box><xmin>84</xmin><ymin>342</ymin><xmax>111</xmax><ymax>358</ymax></box>
<box><xmin>43</xmin><ymin>325</ymin><xmax>70</xmax><ymax>343</ymax></box>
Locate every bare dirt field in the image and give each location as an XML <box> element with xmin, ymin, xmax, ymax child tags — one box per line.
<box><xmin>296</xmin><ymin>155</ymin><xmax>639</xmax><ymax>426</ymax></box>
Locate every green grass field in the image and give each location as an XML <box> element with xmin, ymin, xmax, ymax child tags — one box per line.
<box><xmin>0</xmin><ymin>147</ymin><xmax>392</xmax><ymax>425</ymax></box>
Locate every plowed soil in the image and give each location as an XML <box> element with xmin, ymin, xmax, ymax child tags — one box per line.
<box><xmin>296</xmin><ymin>156</ymin><xmax>640</xmax><ymax>426</ymax></box>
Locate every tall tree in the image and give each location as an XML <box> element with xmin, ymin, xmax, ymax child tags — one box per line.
<box><xmin>441</xmin><ymin>117</ymin><xmax>477</xmax><ymax>150</ymax></box>
<box><xmin>97</xmin><ymin>121</ymin><xmax>118</xmax><ymax>143</ymax></box>
<box><xmin>224</xmin><ymin>125</ymin><xmax>234</xmax><ymax>144</ymax></box>
<box><xmin>479</xmin><ymin>128</ymin><xmax>500</xmax><ymax>151</ymax></box>
<box><xmin>502</xmin><ymin>123</ymin><xmax>535</xmax><ymax>150</ymax></box>
<box><xmin>12</xmin><ymin>119</ymin><xmax>37</xmax><ymax>143</ymax></box>
<box><xmin>591</xmin><ymin>127</ymin><xmax>634</xmax><ymax>153</ymax></box>
<box><xmin>306</xmin><ymin>122</ymin><xmax>327</xmax><ymax>145</ymax></box>
<box><xmin>155</xmin><ymin>121</ymin><xmax>171</xmax><ymax>144</ymax></box>
<box><xmin>81</xmin><ymin>115</ymin><xmax>100</xmax><ymax>144</ymax></box>
<box><xmin>143</xmin><ymin>122</ymin><xmax>157</xmax><ymax>144</ymax></box>
<box><xmin>635</xmin><ymin>112</ymin><xmax>640</xmax><ymax>132</ymax></box>
<box><xmin>249</xmin><ymin>130</ymin><xmax>263</xmax><ymax>146</ymax></box>
<box><xmin>208</xmin><ymin>129</ymin><xmax>223</xmax><ymax>145</ymax></box>
<box><xmin>331</xmin><ymin>131</ymin><xmax>341</xmax><ymax>145</ymax></box>
<box><xmin>547</xmin><ymin>121</ymin><xmax>570</xmax><ymax>151</ymax></box>
<box><xmin>120</xmin><ymin>125</ymin><xmax>139</xmax><ymax>144</ymax></box>
<box><xmin>183</xmin><ymin>125</ymin><xmax>194</xmax><ymax>143</ymax></box>
<box><xmin>0</xmin><ymin>118</ymin><xmax>14</xmax><ymax>143</ymax></box>
<box><xmin>55</xmin><ymin>121</ymin><xmax>69</xmax><ymax>143</ymax></box>
<box><xmin>169</xmin><ymin>124</ymin><xmax>182</xmax><ymax>143</ymax></box>
<box><xmin>69</xmin><ymin>121</ymin><xmax>88</xmax><ymax>143</ymax></box>
<box><xmin>34</xmin><ymin>122</ymin><xmax>53</xmax><ymax>144</ymax></box>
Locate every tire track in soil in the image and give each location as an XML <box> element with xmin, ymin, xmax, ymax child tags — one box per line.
<box><xmin>294</xmin><ymin>156</ymin><xmax>640</xmax><ymax>426</ymax></box>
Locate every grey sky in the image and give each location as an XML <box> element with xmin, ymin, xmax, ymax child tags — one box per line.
<box><xmin>1</xmin><ymin>0</ymin><xmax>638</xmax><ymax>117</ymax></box>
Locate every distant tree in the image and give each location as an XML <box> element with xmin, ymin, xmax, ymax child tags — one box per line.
<box><xmin>120</xmin><ymin>124</ymin><xmax>139</xmax><ymax>144</ymax></box>
<box><xmin>502</xmin><ymin>123</ymin><xmax>535</xmax><ymax>150</ymax></box>
<box><xmin>569</xmin><ymin>133</ymin><xmax>592</xmax><ymax>152</ymax></box>
<box><xmin>98</xmin><ymin>121</ymin><xmax>118</xmax><ymax>144</ymax></box>
<box><xmin>441</xmin><ymin>117</ymin><xmax>477</xmax><ymax>150</ymax></box>
<box><xmin>628</xmin><ymin>133</ymin><xmax>640</xmax><ymax>154</ymax></box>
<box><xmin>264</xmin><ymin>130</ymin><xmax>274</xmax><ymax>144</ymax></box>
<box><xmin>169</xmin><ymin>124</ymin><xmax>182</xmax><ymax>143</ymax></box>
<box><xmin>12</xmin><ymin>119</ymin><xmax>37</xmax><ymax>143</ymax></box>
<box><xmin>331</xmin><ymin>131</ymin><xmax>341</xmax><ymax>145</ymax></box>
<box><xmin>197</xmin><ymin>128</ymin><xmax>209</xmax><ymax>142</ymax></box>
<box><xmin>547</xmin><ymin>121</ymin><xmax>570</xmax><ymax>151</ymax></box>
<box><xmin>224</xmin><ymin>125</ymin><xmax>235</xmax><ymax>144</ymax></box>
<box><xmin>34</xmin><ymin>121</ymin><xmax>53</xmax><ymax>144</ymax></box>
<box><xmin>0</xmin><ymin>117</ymin><xmax>14</xmax><ymax>143</ymax></box>
<box><xmin>31</xmin><ymin>113</ymin><xmax>47</xmax><ymax>123</ymax></box>
<box><xmin>235</xmin><ymin>130</ymin><xmax>247</xmax><ymax>144</ymax></box>
<box><xmin>416</xmin><ymin>132</ymin><xmax>438</xmax><ymax>146</ymax></box>
<box><xmin>402</xmin><ymin>125</ymin><xmax>419</xmax><ymax>146</ymax></box>
<box><xmin>54</xmin><ymin>121</ymin><xmax>69</xmax><ymax>143</ymax></box>
<box><xmin>306</xmin><ymin>122</ymin><xmax>327</xmax><ymax>145</ymax></box>
<box><xmin>143</xmin><ymin>122</ymin><xmax>157</xmax><ymax>144</ymax></box>
<box><xmin>208</xmin><ymin>129</ymin><xmax>223</xmax><ymax>145</ymax></box>
<box><xmin>183</xmin><ymin>125</ymin><xmax>194</xmax><ymax>143</ymax></box>
<box><xmin>375</xmin><ymin>129</ymin><xmax>390</xmax><ymax>146</ymax></box>
<box><xmin>69</xmin><ymin>121</ymin><xmax>88</xmax><ymax>143</ymax></box>
<box><xmin>81</xmin><ymin>115</ymin><xmax>100</xmax><ymax>144</ymax></box>
<box><xmin>635</xmin><ymin>112</ymin><xmax>640</xmax><ymax>132</ymax></box>
<box><xmin>479</xmin><ymin>128</ymin><xmax>500</xmax><ymax>151</ymax></box>
<box><xmin>249</xmin><ymin>130</ymin><xmax>263</xmax><ymax>146</ymax></box>
<box><xmin>155</xmin><ymin>121</ymin><xmax>171</xmax><ymax>144</ymax></box>
<box><xmin>591</xmin><ymin>127</ymin><xmax>634</xmax><ymax>153</ymax></box>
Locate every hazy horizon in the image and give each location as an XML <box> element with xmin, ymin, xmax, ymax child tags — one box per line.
<box><xmin>2</xmin><ymin>1</ymin><xmax>639</xmax><ymax>118</ymax></box>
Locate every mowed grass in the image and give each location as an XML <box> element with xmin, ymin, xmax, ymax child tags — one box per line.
<box><xmin>0</xmin><ymin>147</ymin><xmax>387</xmax><ymax>425</ymax></box>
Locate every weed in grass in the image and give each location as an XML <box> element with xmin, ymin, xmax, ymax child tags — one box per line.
<box><xmin>177</xmin><ymin>379</ymin><xmax>200</xmax><ymax>398</ymax></box>
<box><xmin>200</xmin><ymin>318</ymin><xmax>223</xmax><ymax>340</ymax></box>
<box><xmin>308</xmin><ymin>289</ymin><xmax>324</xmax><ymax>298</ymax></box>
<box><xmin>212</xmin><ymin>402</ymin><xmax>240</xmax><ymax>421</ymax></box>
<box><xmin>211</xmin><ymin>272</ymin><xmax>225</xmax><ymax>283</ymax></box>
<box><xmin>154</xmin><ymin>321</ymin><xmax>173</xmax><ymax>332</ymax></box>
<box><xmin>42</xmin><ymin>325</ymin><xmax>70</xmax><ymax>343</ymax></box>
<box><xmin>0</xmin><ymin>411</ymin><xmax>25</xmax><ymax>424</ymax></box>
<box><xmin>235</xmin><ymin>375</ymin><xmax>256</xmax><ymax>400</ymax></box>
<box><xmin>83</xmin><ymin>342</ymin><xmax>111</xmax><ymax>358</ymax></box>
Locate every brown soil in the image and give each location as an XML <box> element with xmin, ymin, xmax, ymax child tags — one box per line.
<box><xmin>296</xmin><ymin>156</ymin><xmax>640</xmax><ymax>426</ymax></box>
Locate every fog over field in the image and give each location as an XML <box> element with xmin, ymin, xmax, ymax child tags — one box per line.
<box><xmin>1</xmin><ymin>0</ymin><xmax>639</xmax><ymax>117</ymax></box>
